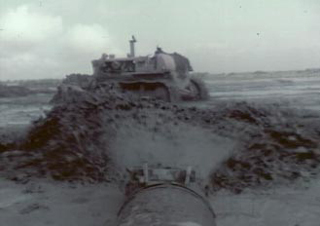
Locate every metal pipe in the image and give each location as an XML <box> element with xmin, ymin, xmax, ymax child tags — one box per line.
<box><xmin>116</xmin><ymin>183</ymin><xmax>216</xmax><ymax>226</ymax></box>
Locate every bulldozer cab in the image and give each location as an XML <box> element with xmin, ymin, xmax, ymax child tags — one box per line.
<box><xmin>101</xmin><ymin>58</ymin><xmax>136</xmax><ymax>73</ymax></box>
<box><xmin>92</xmin><ymin>55</ymin><xmax>159</xmax><ymax>75</ymax></box>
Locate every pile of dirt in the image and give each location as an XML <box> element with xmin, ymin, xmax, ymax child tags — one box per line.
<box><xmin>1</xmin><ymin>82</ymin><xmax>320</xmax><ymax>192</ymax></box>
<box><xmin>0</xmin><ymin>85</ymin><xmax>128</xmax><ymax>182</ymax></box>
<box><xmin>203</xmin><ymin>103</ymin><xmax>320</xmax><ymax>193</ymax></box>
<box><xmin>0</xmin><ymin>84</ymin><xmax>177</xmax><ymax>183</ymax></box>
<box><xmin>61</xmin><ymin>74</ymin><xmax>93</xmax><ymax>89</ymax></box>
<box><xmin>0</xmin><ymin>83</ymin><xmax>32</xmax><ymax>97</ymax></box>
<box><xmin>107</xmin><ymin>100</ymin><xmax>320</xmax><ymax>192</ymax></box>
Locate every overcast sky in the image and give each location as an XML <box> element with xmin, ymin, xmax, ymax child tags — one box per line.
<box><xmin>1</xmin><ymin>0</ymin><xmax>320</xmax><ymax>80</ymax></box>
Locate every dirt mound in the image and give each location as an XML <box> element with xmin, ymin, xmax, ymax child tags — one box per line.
<box><xmin>204</xmin><ymin>102</ymin><xmax>320</xmax><ymax>193</ymax></box>
<box><xmin>0</xmin><ymin>86</ymin><xmax>128</xmax><ymax>182</ymax></box>
<box><xmin>120</xmin><ymin>101</ymin><xmax>320</xmax><ymax>193</ymax></box>
<box><xmin>0</xmin><ymin>85</ymin><xmax>176</xmax><ymax>183</ymax></box>
<box><xmin>61</xmin><ymin>74</ymin><xmax>93</xmax><ymax>88</ymax></box>
<box><xmin>1</xmin><ymin>85</ymin><xmax>320</xmax><ymax>191</ymax></box>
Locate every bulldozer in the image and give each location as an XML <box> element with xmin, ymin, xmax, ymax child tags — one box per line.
<box><xmin>52</xmin><ymin>36</ymin><xmax>209</xmax><ymax>104</ymax></box>
<box><xmin>89</xmin><ymin>36</ymin><xmax>209</xmax><ymax>102</ymax></box>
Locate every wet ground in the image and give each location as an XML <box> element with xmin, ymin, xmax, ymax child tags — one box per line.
<box><xmin>0</xmin><ymin>93</ymin><xmax>52</xmax><ymax>129</ymax></box>
<box><xmin>205</xmin><ymin>71</ymin><xmax>320</xmax><ymax>112</ymax></box>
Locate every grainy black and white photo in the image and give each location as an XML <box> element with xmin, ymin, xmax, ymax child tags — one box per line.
<box><xmin>1</xmin><ymin>0</ymin><xmax>320</xmax><ymax>225</ymax></box>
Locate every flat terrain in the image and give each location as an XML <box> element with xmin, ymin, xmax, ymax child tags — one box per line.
<box><xmin>205</xmin><ymin>70</ymin><xmax>320</xmax><ymax>111</ymax></box>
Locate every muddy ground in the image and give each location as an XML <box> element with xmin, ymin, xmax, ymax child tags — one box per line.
<box><xmin>1</xmin><ymin>70</ymin><xmax>320</xmax><ymax>225</ymax></box>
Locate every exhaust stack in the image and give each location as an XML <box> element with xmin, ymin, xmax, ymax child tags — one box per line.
<box><xmin>129</xmin><ymin>35</ymin><xmax>137</xmax><ymax>57</ymax></box>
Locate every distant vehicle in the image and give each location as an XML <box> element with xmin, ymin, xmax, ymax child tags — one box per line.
<box><xmin>85</xmin><ymin>36</ymin><xmax>208</xmax><ymax>102</ymax></box>
<box><xmin>55</xmin><ymin>36</ymin><xmax>209</xmax><ymax>103</ymax></box>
